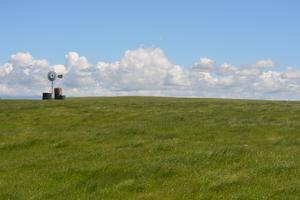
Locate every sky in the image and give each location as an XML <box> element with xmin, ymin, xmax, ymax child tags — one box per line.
<box><xmin>1</xmin><ymin>0</ymin><xmax>300</xmax><ymax>99</ymax></box>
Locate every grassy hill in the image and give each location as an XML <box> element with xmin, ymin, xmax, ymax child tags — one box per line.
<box><xmin>1</xmin><ymin>97</ymin><xmax>300</xmax><ymax>199</ymax></box>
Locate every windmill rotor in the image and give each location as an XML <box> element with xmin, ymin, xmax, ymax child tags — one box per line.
<box><xmin>48</xmin><ymin>71</ymin><xmax>57</xmax><ymax>81</ymax></box>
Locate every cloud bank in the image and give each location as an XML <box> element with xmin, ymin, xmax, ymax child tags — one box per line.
<box><xmin>1</xmin><ymin>48</ymin><xmax>300</xmax><ymax>100</ymax></box>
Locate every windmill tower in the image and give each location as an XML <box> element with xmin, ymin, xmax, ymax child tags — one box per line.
<box><xmin>48</xmin><ymin>71</ymin><xmax>57</xmax><ymax>97</ymax></box>
<box><xmin>42</xmin><ymin>71</ymin><xmax>64</xmax><ymax>100</ymax></box>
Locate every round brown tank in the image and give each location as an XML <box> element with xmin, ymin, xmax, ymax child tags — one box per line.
<box><xmin>54</xmin><ymin>88</ymin><xmax>62</xmax><ymax>99</ymax></box>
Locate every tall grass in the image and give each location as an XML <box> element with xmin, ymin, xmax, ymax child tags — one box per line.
<box><xmin>0</xmin><ymin>97</ymin><xmax>300</xmax><ymax>199</ymax></box>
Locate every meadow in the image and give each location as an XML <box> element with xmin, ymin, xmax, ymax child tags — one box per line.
<box><xmin>0</xmin><ymin>97</ymin><xmax>300</xmax><ymax>199</ymax></box>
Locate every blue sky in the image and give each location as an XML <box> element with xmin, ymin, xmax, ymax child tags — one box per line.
<box><xmin>1</xmin><ymin>0</ymin><xmax>299</xmax><ymax>68</ymax></box>
<box><xmin>1</xmin><ymin>0</ymin><xmax>300</xmax><ymax>99</ymax></box>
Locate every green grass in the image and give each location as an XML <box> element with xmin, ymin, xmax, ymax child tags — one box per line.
<box><xmin>1</xmin><ymin>97</ymin><xmax>300</xmax><ymax>199</ymax></box>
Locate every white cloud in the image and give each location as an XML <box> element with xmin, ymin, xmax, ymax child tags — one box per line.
<box><xmin>63</xmin><ymin>52</ymin><xmax>95</xmax><ymax>89</ymax></box>
<box><xmin>192</xmin><ymin>57</ymin><xmax>215</xmax><ymax>72</ymax></box>
<box><xmin>1</xmin><ymin>48</ymin><xmax>300</xmax><ymax>100</ymax></box>
<box><xmin>0</xmin><ymin>52</ymin><xmax>49</xmax><ymax>96</ymax></box>
<box><xmin>50</xmin><ymin>65</ymin><xmax>66</xmax><ymax>74</ymax></box>
<box><xmin>0</xmin><ymin>63</ymin><xmax>13</xmax><ymax>77</ymax></box>
<box><xmin>95</xmin><ymin>48</ymin><xmax>176</xmax><ymax>91</ymax></box>
<box><xmin>9</xmin><ymin>52</ymin><xmax>34</xmax><ymax>66</ymax></box>
<box><xmin>252</xmin><ymin>59</ymin><xmax>276</xmax><ymax>68</ymax></box>
<box><xmin>218</xmin><ymin>63</ymin><xmax>237</xmax><ymax>74</ymax></box>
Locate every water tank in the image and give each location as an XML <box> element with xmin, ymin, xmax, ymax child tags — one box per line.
<box><xmin>54</xmin><ymin>88</ymin><xmax>62</xmax><ymax>99</ymax></box>
<box><xmin>42</xmin><ymin>92</ymin><xmax>52</xmax><ymax>100</ymax></box>
<box><xmin>54</xmin><ymin>88</ymin><xmax>66</xmax><ymax>100</ymax></box>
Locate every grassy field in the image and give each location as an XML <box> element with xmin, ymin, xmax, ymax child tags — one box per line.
<box><xmin>0</xmin><ymin>97</ymin><xmax>300</xmax><ymax>199</ymax></box>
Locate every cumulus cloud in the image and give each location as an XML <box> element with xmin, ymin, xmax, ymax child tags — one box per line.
<box><xmin>95</xmin><ymin>48</ymin><xmax>175</xmax><ymax>91</ymax></box>
<box><xmin>63</xmin><ymin>52</ymin><xmax>95</xmax><ymax>89</ymax></box>
<box><xmin>218</xmin><ymin>63</ymin><xmax>237</xmax><ymax>75</ymax></box>
<box><xmin>252</xmin><ymin>59</ymin><xmax>276</xmax><ymax>68</ymax></box>
<box><xmin>1</xmin><ymin>48</ymin><xmax>300</xmax><ymax>99</ymax></box>
<box><xmin>192</xmin><ymin>57</ymin><xmax>215</xmax><ymax>72</ymax></box>
<box><xmin>0</xmin><ymin>52</ymin><xmax>49</xmax><ymax>96</ymax></box>
<box><xmin>50</xmin><ymin>65</ymin><xmax>66</xmax><ymax>74</ymax></box>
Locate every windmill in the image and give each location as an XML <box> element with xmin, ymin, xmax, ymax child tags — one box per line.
<box><xmin>47</xmin><ymin>71</ymin><xmax>63</xmax><ymax>97</ymax></box>
<box><xmin>43</xmin><ymin>71</ymin><xmax>64</xmax><ymax>100</ymax></box>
